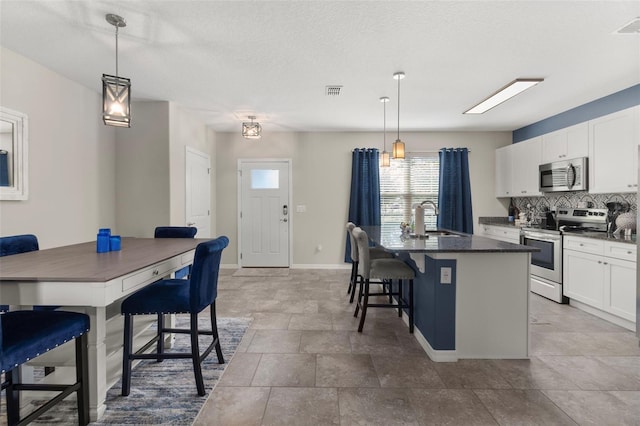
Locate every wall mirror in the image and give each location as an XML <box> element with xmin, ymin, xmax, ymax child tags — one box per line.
<box><xmin>0</xmin><ymin>106</ymin><xmax>29</xmax><ymax>200</ymax></box>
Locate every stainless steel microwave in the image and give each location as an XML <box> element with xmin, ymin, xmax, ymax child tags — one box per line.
<box><xmin>539</xmin><ymin>157</ymin><xmax>588</xmax><ymax>192</ymax></box>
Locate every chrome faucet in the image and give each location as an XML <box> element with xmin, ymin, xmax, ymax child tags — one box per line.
<box><xmin>420</xmin><ymin>200</ymin><xmax>439</xmax><ymax>215</ymax></box>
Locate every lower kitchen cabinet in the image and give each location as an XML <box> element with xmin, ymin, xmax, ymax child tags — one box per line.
<box><xmin>563</xmin><ymin>249</ymin><xmax>604</xmax><ymax>308</ymax></box>
<box><xmin>478</xmin><ymin>224</ymin><xmax>521</xmax><ymax>244</ymax></box>
<box><xmin>563</xmin><ymin>235</ymin><xmax>636</xmax><ymax>329</ymax></box>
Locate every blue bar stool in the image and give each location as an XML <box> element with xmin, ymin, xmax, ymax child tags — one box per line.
<box><xmin>120</xmin><ymin>236</ymin><xmax>228</xmax><ymax>396</ymax></box>
<box><xmin>154</xmin><ymin>226</ymin><xmax>198</xmax><ymax>279</ymax></box>
<box><xmin>1</xmin><ymin>310</ymin><xmax>90</xmax><ymax>425</ymax></box>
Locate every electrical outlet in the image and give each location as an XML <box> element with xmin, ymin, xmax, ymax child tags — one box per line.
<box><xmin>440</xmin><ymin>267</ymin><xmax>452</xmax><ymax>284</ymax></box>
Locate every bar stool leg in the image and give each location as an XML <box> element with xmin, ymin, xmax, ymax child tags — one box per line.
<box><xmin>409</xmin><ymin>279</ymin><xmax>414</xmax><ymax>333</ymax></box>
<box><xmin>398</xmin><ymin>279</ymin><xmax>403</xmax><ymax>317</ymax></box>
<box><xmin>349</xmin><ymin>262</ymin><xmax>359</xmax><ymax>304</ymax></box>
<box><xmin>357</xmin><ymin>278</ymin><xmax>370</xmax><ymax>332</ymax></box>
<box><xmin>353</xmin><ymin>275</ymin><xmax>362</xmax><ymax>317</ymax></box>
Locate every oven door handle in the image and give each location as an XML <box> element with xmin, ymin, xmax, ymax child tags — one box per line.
<box><xmin>523</xmin><ymin>233</ymin><xmax>561</xmax><ymax>243</ymax></box>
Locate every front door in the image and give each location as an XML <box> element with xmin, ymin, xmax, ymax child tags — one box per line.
<box><xmin>186</xmin><ymin>147</ymin><xmax>211</xmax><ymax>238</ymax></box>
<box><xmin>239</xmin><ymin>160</ymin><xmax>290</xmax><ymax>267</ymax></box>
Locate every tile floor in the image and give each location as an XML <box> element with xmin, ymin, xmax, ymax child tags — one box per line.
<box><xmin>194</xmin><ymin>269</ymin><xmax>640</xmax><ymax>425</ymax></box>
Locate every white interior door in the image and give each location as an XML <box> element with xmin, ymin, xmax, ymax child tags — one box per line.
<box><xmin>186</xmin><ymin>147</ymin><xmax>211</xmax><ymax>238</ymax></box>
<box><xmin>239</xmin><ymin>160</ymin><xmax>290</xmax><ymax>267</ymax></box>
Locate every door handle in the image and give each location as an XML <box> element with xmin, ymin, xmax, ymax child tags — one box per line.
<box><xmin>283</xmin><ymin>205</ymin><xmax>288</xmax><ymax>215</ymax></box>
<box><xmin>280</xmin><ymin>218</ymin><xmax>288</xmax><ymax>222</ymax></box>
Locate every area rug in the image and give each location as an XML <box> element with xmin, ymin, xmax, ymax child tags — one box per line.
<box><xmin>17</xmin><ymin>316</ymin><xmax>251</xmax><ymax>425</ymax></box>
<box><xmin>232</xmin><ymin>267</ymin><xmax>290</xmax><ymax>277</ymax></box>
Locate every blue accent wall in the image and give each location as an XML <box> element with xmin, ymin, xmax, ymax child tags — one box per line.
<box><xmin>513</xmin><ymin>84</ymin><xmax>640</xmax><ymax>143</ymax></box>
<box><xmin>409</xmin><ymin>255</ymin><xmax>456</xmax><ymax>350</ymax></box>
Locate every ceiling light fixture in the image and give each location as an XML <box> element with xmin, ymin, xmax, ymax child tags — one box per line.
<box><xmin>242</xmin><ymin>116</ymin><xmax>262</xmax><ymax>139</ymax></box>
<box><xmin>102</xmin><ymin>13</ymin><xmax>131</xmax><ymax>128</ymax></box>
<box><xmin>380</xmin><ymin>96</ymin><xmax>390</xmax><ymax>167</ymax></box>
<box><xmin>463</xmin><ymin>78</ymin><xmax>544</xmax><ymax>114</ymax></box>
<box><xmin>392</xmin><ymin>72</ymin><xmax>405</xmax><ymax>159</ymax></box>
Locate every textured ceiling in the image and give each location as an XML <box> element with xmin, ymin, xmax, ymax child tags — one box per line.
<box><xmin>1</xmin><ymin>1</ymin><xmax>639</xmax><ymax>133</ymax></box>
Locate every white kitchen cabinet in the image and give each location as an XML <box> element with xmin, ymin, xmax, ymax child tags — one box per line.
<box><xmin>494</xmin><ymin>137</ymin><xmax>541</xmax><ymax>198</ymax></box>
<box><xmin>563</xmin><ymin>235</ymin><xmax>636</xmax><ymax>329</ymax></box>
<box><xmin>511</xmin><ymin>136</ymin><xmax>542</xmax><ymax>196</ymax></box>
<box><xmin>495</xmin><ymin>146</ymin><xmax>512</xmax><ymax>197</ymax></box>
<box><xmin>589</xmin><ymin>106</ymin><xmax>639</xmax><ymax>193</ymax></box>
<box><xmin>604</xmin><ymin>256</ymin><xmax>636</xmax><ymax>322</ymax></box>
<box><xmin>563</xmin><ymin>248</ymin><xmax>605</xmax><ymax>308</ymax></box>
<box><xmin>541</xmin><ymin>122</ymin><xmax>589</xmax><ymax>163</ymax></box>
<box><xmin>478</xmin><ymin>224</ymin><xmax>521</xmax><ymax>244</ymax></box>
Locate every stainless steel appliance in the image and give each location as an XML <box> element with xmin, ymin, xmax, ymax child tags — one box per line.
<box><xmin>521</xmin><ymin>207</ymin><xmax>608</xmax><ymax>303</ymax></box>
<box><xmin>539</xmin><ymin>157</ymin><xmax>588</xmax><ymax>192</ymax></box>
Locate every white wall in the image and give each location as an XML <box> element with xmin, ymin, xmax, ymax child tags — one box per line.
<box><xmin>115</xmin><ymin>101</ymin><xmax>214</xmax><ymax>237</ymax></box>
<box><xmin>215</xmin><ymin>131</ymin><xmax>511</xmax><ymax>267</ymax></box>
<box><xmin>115</xmin><ymin>101</ymin><xmax>171</xmax><ymax>237</ymax></box>
<box><xmin>0</xmin><ymin>47</ymin><xmax>116</xmax><ymax>249</ymax></box>
<box><xmin>168</xmin><ymin>103</ymin><xmax>213</xmax><ymax>228</ymax></box>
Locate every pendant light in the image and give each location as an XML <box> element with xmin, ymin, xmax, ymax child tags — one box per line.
<box><xmin>102</xmin><ymin>13</ymin><xmax>131</xmax><ymax>128</ymax></box>
<box><xmin>380</xmin><ymin>97</ymin><xmax>390</xmax><ymax>167</ymax></box>
<box><xmin>242</xmin><ymin>116</ymin><xmax>262</xmax><ymax>139</ymax></box>
<box><xmin>392</xmin><ymin>71</ymin><xmax>405</xmax><ymax>159</ymax></box>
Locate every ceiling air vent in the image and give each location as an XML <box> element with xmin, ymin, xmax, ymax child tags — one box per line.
<box><xmin>325</xmin><ymin>86</ymin><xmax>342</xmax><ymax>96</ymax></box>
<box><xmin>615</xmin><ymin>17</ymin><xmax>640</xmax><ymax>34</ymax></box>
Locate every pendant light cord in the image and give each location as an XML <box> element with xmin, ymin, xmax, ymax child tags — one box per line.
<box><xmin>397</xmin><ymin>76</ymin><xmax>400</xmax><ymax>140</ymax></box>
<box><xmin>115</xmin><ymin>25</ymin><xmax>119</xmax><ymax>76</ymax></box>
<box><xmin>383</xmin><ymin>100</ymin><xmax>386</xmax><ymax>150</ymax></box>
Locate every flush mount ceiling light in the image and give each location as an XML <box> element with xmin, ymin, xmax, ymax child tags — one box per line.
<box><xmin>392</xmin><ymin>72</ymin><xmax>405</xmax><ymax>159</ymax></box>
<box><xmin>380</xmin><ymin>96</ymin><xmax>390</xmax><ymax>167</ymax></box>
<box><xmin>463</xmin><ymin>78</ymin><xmax>544</xmax><ymax>114</ymax></box>
<box><xmin>242</xmin><ymin>116</ymin><xmax>261</xmax><ymax>139</ymax></box>
<box><xmin>102</xmin><ymin>13</ymin><xmax>131</xmax><ymax>127</ymax></box>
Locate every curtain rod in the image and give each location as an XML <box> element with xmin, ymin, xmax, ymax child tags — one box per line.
<box><xmin>406</xmin><ymin>149</ymin><xmax>472</xmax><ymax>153</ymax></box>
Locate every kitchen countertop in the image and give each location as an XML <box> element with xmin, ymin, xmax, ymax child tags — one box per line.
<box><xmin>478</xmin><ymin>217</ymin><xmax>636</xmax><ymax>245</ymax></box>
<box><xmin>362</xmin><ymin>225</ymin><xmax>537</xmax><ymax>253</ymax></box>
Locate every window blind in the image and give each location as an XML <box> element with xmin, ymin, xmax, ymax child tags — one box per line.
<box><xmin>379</xmin><ymin>154</ymin><xmax>440</xmax><ymax>229</ymax></box>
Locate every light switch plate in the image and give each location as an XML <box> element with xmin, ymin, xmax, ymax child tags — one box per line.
<box><xmin>440</xmin><ymin>267</ymin><xmax>452</xmax><ymax>284</ymax></box>
<box><xmin>296</xmin><ymin>205</ymin><xmax>306</xmax><ymax>213</ymax></box>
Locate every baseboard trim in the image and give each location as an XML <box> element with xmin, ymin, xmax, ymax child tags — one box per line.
<box><xmin>291</xmin><ymin>264</ymin><xmax>351</xmax><ymax>270</ymax></box>
<box><xmin>399</xmin><ymin>310</ymin><xmax>458</xmax><ymax>362</ymax></box>
<box><xmin>569</xmin><ymin>299</ymin><xmax>635</xmax><ymax>332</ymax></box>
<box><xmin>222</xmin><ymin>263</ymin><xmax>351</xmax><ymax>270</ymax></box>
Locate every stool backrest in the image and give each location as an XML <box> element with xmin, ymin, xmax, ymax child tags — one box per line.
<box><xmin>0</xmin><ymin>234</ymin><xmax>39</xmax><ymax>257</ymax></box>
<box><xmin>352</xmin><ymin>227</ymin><xmax>371</xmax><ymax>279</ymax></box>
<box><xmin>346</xmin><ymin>222</ymin><xmax>359</xmax><ymax>262</ymax></box>
<box><xmin>189</xmin><ymin>236</ymin><xmax>229</xmax><ymax>312</ymax></box>
<box><xmin>154</xmin><ymin>226</ymin><xmax>197</xmax><ymax>238</ymax></box>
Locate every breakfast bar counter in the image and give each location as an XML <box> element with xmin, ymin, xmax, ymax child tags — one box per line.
<box><xmin>362</xmin><ymin>226</ymin><xmax>538</xmax><ymax>362</ymax></box>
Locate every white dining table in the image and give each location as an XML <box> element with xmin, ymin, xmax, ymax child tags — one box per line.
<box><xmin>0</xmin><ymin>237</ymin><xmax>206</xmax><ymax>421</ymax></box>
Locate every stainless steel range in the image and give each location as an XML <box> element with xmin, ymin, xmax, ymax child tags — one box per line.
<box><xmin>521</xmin><ymin>207</ymin><xmax>608</xmax><ymax>303</ymax></box>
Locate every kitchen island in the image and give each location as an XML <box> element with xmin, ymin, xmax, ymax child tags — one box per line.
<box><xmin>362</xmin><ymin>226</ymin><xmax>538</xmax><ymax>362</ymax></box>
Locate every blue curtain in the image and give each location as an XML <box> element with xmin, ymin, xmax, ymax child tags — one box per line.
<box><xmin>345</xmin><ymin>148</ymin><xmax>381</xmax><ymax>262</ymax></box>
<box><xmin>437</xmin><ymin>148</ymin><xmax>473</xmax><ymax>233</ymax></box>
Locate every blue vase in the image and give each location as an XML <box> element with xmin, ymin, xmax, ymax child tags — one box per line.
<box><xmin>97</xmin><ymin>228</ymin><xmax>111</xmax><ymax>253</ymax></box>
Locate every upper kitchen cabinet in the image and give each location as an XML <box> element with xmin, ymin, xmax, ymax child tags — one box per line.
<box><xmin>511</xmin><ymin>136</ymin><xmax>542</xmax><ymax>197</ymax></box>
<box><xmin>495</xmin><ymin>145</ymin><xmax>512</xmax><ymax>197</ymax></box>
<box><xmin>541</xmin><ymin>122</ymin><xmax>589</xmax><ymax>163</ymax></box>
<box><xmin>495</xmin><ymin>137</ymin><xmax>542</xmax><ymax>198</ymax></box>
<box><xmin>589</xmin><ymin>106</ymin><xmax>639</xmax><ymax>193</ymax></box>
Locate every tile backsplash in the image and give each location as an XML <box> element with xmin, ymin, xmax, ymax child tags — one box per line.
<box><xmin>512</xmin><ymin>191</ymin><xmax>637</xmax><ymax>217</ymax></box>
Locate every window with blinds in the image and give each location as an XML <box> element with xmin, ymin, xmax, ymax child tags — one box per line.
<box><xmin>379</xmin><ymin>154</ymin><xmax>440</xmax><ymax>229</ymax></box>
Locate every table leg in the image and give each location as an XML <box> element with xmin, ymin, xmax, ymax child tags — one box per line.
<box><xmin>85</xmin><ymin>306</ymin><xmax>108</xmax><ymax>421</ymax></box>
